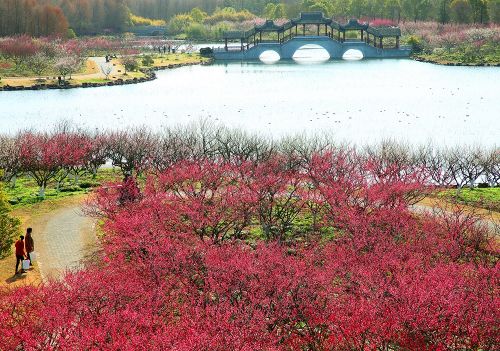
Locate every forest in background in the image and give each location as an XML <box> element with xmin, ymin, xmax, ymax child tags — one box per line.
<box><xmin>0</xmin><ymin>0</ymin><xmax>499</xmax><ymax>37</ymax></box>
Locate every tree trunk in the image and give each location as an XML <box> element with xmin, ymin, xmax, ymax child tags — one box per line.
<box><xmin>39</xmin><ymin>184</ymin><xmax>46</xmax><ymax>198</ymax></box>
<box><xmin>10</xmin><ymin>175</ymin><xmax>17</xmax><ymax>188</ymax></box>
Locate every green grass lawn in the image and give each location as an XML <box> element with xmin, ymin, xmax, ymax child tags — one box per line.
<box><xmin>4</xmin><ymin>168</ymin><xmax>122</xmax><ymax>208</ymax></box>
<box><xmin>439</xmin><ymin>187</ymin><xmax>500</xmax><ymax>212</ymax></box>
<box><xmin>145</xmin><ymin>53</ymin><xmax>208</xmax><ymax>68</ymax></box>
<box><xmin>79</xmin><ymin>78</ymin><xmax>112</xmax><ymax>84</ymax></box>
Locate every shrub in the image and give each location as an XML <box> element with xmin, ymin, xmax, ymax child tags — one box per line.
<box><xmin>168</xmin><ymin>14</ymin><xmax>194</xmax><ymax>35</ymax></box>
<box><xmin>0</xmin><ymin>182</ymin><xmax>21</xmax><ymax>259</ymax></box>
<box><xmin>67</xmin><ymin>28</ymin><xmax>77</xmax><ymax>39</ymax></box>
<box><xmin>185</xmin><ymin>23</ymin><xmax>207</xmax><ymax>40</ymax></box>
<box><xmin>130</xmin><ymin>14</ymin><xmax>166</xmax><ymax>27</ymax></box>
<box><xmin>79</xmin><ymin>181</ymin><xmax>100</xmax><ymax>189</ymax></box>
<box><xmin>406</xmin><ymin>35</ymin><xmax>424</xmax><ymax>53</ymax></box>
<box><xmin>121</xmin><ymin>56</ymin><xmax>138</xmax><ymax>73</ymax></box>
<box><xmin>59</xmin><ymin>185</ymin><xmax>81</xmax><ymax>192</ymax></box>
<box><xmin>141</xmin><ymin>55</ymin><xmax>154</xmax><ymax>66</ymax></box>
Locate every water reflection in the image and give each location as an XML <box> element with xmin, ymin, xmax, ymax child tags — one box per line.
<box><xmin>342</xmin><ymin>49</ymin><xmax>364</xmax><ymax>60</ymax></box>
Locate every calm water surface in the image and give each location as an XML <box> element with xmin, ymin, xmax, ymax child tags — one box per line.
<box><xmin>1</xmin><ymin>59</ymin><xmax>499</xmax><ymax>146</ymax></box>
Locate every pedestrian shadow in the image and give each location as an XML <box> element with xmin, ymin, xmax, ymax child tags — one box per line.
<box><xmin>5</xmin><ymin>273</ymin><xmax>28</xmax><ymax>284</ymax></box>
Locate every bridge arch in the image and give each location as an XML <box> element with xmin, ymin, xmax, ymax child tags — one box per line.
<box><xmin>259</xmin><ymin>50</ymin><xmax>281</xmax><ymax>63</ymax></box>
<box><xmin>292</xmin><ymin>44</ymin><xmax>330</xmax><ymax>62</ymax></box>
<box><xmin>342</xmin><ymin>48</ymin><xmax>364</xmax><ymax>60</ymax></box>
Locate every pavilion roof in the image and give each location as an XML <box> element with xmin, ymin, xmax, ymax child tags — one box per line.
<box><xmin>367</xmin><ymin>26</ymin><xmax>401</xmax><ymax>37</ymax></box>
<box><xmin>330</xmin><ymin>20</ymin><xmax>342</xmax><ymax>30</ymax></box>
<box><xmin>223</xmin><ymin>28</ymin><xmax>256</xmax><ymax>39</ymax></box>
<box><xmin>341</xmin><ymin>19</ymin><xmax>368</xmax><ymax>31</ymax></box>
<box><xmin>291</xmin><ymin>12</ymin><xmax>331</xmax><ymax>25</ymax></box>
<box><xmin>255</xmin><ymin>20</ymin><xmax>283</xmax><ymax>32</ymax></box>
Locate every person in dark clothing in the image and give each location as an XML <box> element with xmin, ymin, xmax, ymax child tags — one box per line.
<box><xmin>15</xmin><ymin>235</ymin><xmax>26</xmax><ymax>275</ymax></box>
<box><xmin>118</xmin><ymin>174</ymin><xmax>141</xmax><ymax>205</ymax></box>
<box><xmin>25</xmin><ymin>228</ymin><xmax>34</xmax><ymax>266</ymax></box>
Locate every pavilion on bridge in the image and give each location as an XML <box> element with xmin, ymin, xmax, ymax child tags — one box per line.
<box><xmin>222</xmin><ymin>12</ymin><xmax>402</xmax><ymax>51</ymax></box>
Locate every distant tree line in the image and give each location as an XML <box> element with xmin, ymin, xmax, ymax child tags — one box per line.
<box><xmin>57</xmin><ymin>0</ymin><xmax>130</xmax><ymax>35</ymax></box>
<box><xmin>0</xmin><ymin>0</ymin><xmax>130</xmax><ymax>37</ymax></box>
<box><xmin>130</xmin><ymin>0</ymin><xmax>499</xmax><ymax>24</ymax></box>
<box><xmin>0</xmin><ymin>0</ymin><xmax>69</xmax><ymax>37</ymax></box>
<box><xmin>0</xmin><ymin>0</ymin><xmax>498</xmax><ymax>37</ymax></box>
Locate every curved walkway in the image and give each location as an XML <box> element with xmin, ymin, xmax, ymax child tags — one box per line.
<box><xmin>1</xmin><ymin>197</ymin><xmax>97</xmax><ymax>286</ymax></box>
<box><xmin>36</xmin><ymin>204</ymin><xmax>97</xmax><ymax>281</ymax></box>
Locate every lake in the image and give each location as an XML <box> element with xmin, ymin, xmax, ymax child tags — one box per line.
<box><xmin>1</xmin><ymin>59</ymin><xmax>499</xmax><ymax>146</ymax></box>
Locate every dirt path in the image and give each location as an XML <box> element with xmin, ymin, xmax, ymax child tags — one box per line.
<box><xmin>0</xmin><ymin>196</ymin><xmax>97</xmax><ymax>287</ymax></box>
<box><xmin>415</xmin><ymin>197</ymin><xmax>500</xmax><ymax>236</ymax></box>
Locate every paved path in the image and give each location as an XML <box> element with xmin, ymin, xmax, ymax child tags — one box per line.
<box><xmin>36</xmin><ymin>205</ymin><xmax>97</xmax><ymax>281</ymax></box>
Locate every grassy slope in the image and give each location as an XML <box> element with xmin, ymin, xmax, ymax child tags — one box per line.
<box><xmin>439</xmin><ymin>187</ymin><xmax>500</xmax><ymax>212</ymax></box>
<box><xmin>5</xmin><ymin>168</ymin><xmax>122</xmax><ymax>208</ymax></box>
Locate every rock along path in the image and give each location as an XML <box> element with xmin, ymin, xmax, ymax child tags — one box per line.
<box><xmin>36</xmin><ymin>204</ymin><xmax>97</xmax><ymax>281</ymax></box>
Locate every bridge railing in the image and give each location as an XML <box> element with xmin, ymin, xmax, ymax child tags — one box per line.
<box><xmin>278</xmin><ymin>31</ymin><xmax>336</xmax><ymax>44</ymax></box>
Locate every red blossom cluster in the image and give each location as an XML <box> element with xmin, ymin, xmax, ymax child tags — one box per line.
<box><xmin>400</xmin><ymin>21</ymin><xmax>500</xmax><ymax>52</ymax></box>
<box><xmin>0</xmin><ymin>36</ymin><xmax>40</xmax><ymax>63</ymax></box>
<box><xmin>361</xmin><ymin>18</ymin><xmax>397</xmax><ymax>27</ymax></box>
<box><xmin>0</xmin><ymin>148</ymin><xmax>498</xmax><ymax>350</ymax></box>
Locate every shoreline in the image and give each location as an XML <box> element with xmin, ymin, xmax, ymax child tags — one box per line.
<box><xmin>0</xmin><ymin>59</ymin><xmax>213</xmax><ymax>92</ymax></box>
<box><xmin>412</xmin><ymin>55</ymin><xmax>500</xmax><ymax>67</ymax></box>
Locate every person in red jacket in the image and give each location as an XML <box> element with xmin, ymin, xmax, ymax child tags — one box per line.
<box><xmin>25</xmin><ymin>228</ymin><xmax>35</xmax><ymax>266</ymax></box>
<box><xmin>15</xmin><ymin>235</ymin><xmax>26</xmax><ymax>275</ymax></box>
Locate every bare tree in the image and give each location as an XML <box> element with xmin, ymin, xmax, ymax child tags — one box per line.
<box><xmin>0</xmin><ymin>135</ymin><xmax>22</xmax><ymax>187</ymax></box>
<box><xmin>418</xmin><ymin>144</ymin><xmax>453</xmax><ymax>187</ymax></box>
<box><xmin>28</xmin><ymin>52</ymin><xmax>51</xmax><ymax>82</ymax></box>
<box><xmin>447</xmin><ymin>146</ymin><xmax>485</xmax><ymax>192</ymax></box>
<box><xmin>54</xmin><ymin>55</ymin><xmax>82</xmax><ymax>82</ymax></box>
<box><xmin>108</xmin><ymin>127</ymin><xmax>159</xmax><ymax>176</ymax></box>
<box><xmin>483</xmin><ymin>147</ymin><xmax>500</xmax><ymax>186</ymax></box>
<box><xmin>100</xmin><ymin>62</ymin><xmax>113</xmax><ymax>79</ymax></box>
